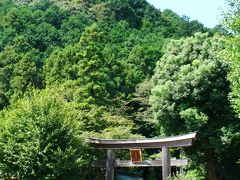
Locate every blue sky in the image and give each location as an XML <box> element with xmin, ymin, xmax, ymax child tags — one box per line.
<box><xmin>146</xmin><ymin>0</ymin><xmax>227</xmax><ymax>28</ymax></box>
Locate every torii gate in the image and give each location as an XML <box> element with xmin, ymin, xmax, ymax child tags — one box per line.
<box><xmin>89</xmin><ymin>132</ymin><xmax>196</xmax><ymax>180</ymax></box>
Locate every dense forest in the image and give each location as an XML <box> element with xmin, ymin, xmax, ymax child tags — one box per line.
<box><xmin>0</xmin><ymin>0</ymin><xmax>239</xmax><ymax>179</ymax></box>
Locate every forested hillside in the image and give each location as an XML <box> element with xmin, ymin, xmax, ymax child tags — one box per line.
<box><xmin>0</xmin><ymin>0</ymin><xmax>239</xmax><ymax>179</ymax></box>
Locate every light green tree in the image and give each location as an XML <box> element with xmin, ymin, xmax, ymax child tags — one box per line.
<box><xmin>0</xmin><ymin>86</ymin><xmax>136</xmax><ymax>179</ymax></box>
<box><xmin>0</xmin><ymin>88</ymin><xmax>85</xmax><ymax>179</ymax></box>
<box><xmin>150</xmin><ymin>33</ymin><xmax>236</xmax><ymax>179</ymax></box>
<box><xmin>221</xmin><ymin>1</ymin><xmax>240</xmax><ymax>179</ymax></box>
<box><xmin>223</xmin><ymin>0</ymin><xmax>240</xmax><ymax>116</ymax></box>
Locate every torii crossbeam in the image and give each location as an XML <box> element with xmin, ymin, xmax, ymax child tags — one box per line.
<box><xmin>89</xmin><ymin>132</ymin><xmax>196</xmax><ymax>180</ymax></box>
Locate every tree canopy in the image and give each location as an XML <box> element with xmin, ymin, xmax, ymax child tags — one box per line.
<box><xmin>0</xmin><ymin>0</ymin><xmax>239</xmax><ymax>179</ymax></box>
<box><xmin>150</xmin><ymin>33</ymin><xmax>239</xmax><ymax>179</ymax></box>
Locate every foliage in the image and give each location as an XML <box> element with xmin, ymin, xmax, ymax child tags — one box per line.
<box><xmin>0</xmin><ymin>87</ymin><xmax>136</xmax><ymax>179</ymax></box>
<box><xmin>223</xmin><ymin>0</ymin><xmax>240</xmax><ymax>115</ymax></box>
<box><xmin>0</xmin><ymin>36</ymin><xmax>42</xmax><ymax>100</ymax></box>
<box><xmin>0</xmin><ymin>0</ymin><xmax>208</xmax><ymax>104</ymax></box>
<box><xmin>150</xmin><ymin>33</ymin><xmax>238</xmax><ymax>179</ymax></box>
<box><xmin>123</xmin><ymin>78</ymin><xmax>156</xmax><ymax>138</ymax></box>
<box><xmin>221</xmin><ymin>1</ymin><xmax>240</xmax><ymax>179</ymax></box>
<box><xmin>0</xmin><ymin>0</ymin><xmax>227</xmax><ymax>179</ymax></box>
<box><xmin>0</xmin><ymin>88</ymin><xmax>85</xmax><ymax>179</ymax></box>
<box><xmin>168</xmin><ymin>169</ymin><xmax>205</xmax><ymax>180</ymax></box>
<box><xmin>0</xmin><ymin>91</ymin><xmax>9</xmax><ymax>110</ymax></box>
<box><xmin>162</xmin><ymin>10</ymin><xmax>207</xmax><ymax>37</ymax></box>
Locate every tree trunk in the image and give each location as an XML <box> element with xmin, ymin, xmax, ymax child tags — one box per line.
<box><xmin>204</xmin><ymin>143</ymin><xmax>218</xmax><ymax>180</ymax></box>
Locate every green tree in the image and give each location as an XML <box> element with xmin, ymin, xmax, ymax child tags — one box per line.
<box><xmin>0</xmin><ymin>88</ymin><xmax>85</xmax><ymax>179</ymax></box>
<box><xmin>0</xmin><ymin>36</ymin><xmax>42</xmax><ymax>100</ymax></box>
<box><xmin>25</xmin><ymin>22</ymin><xmax>60</xmax><ymax>52</ymax></box>
<box><xmin>150</xmin><ymin>33</ymin><xmax>236</xmax><ymax>179</ymax></box>
<box><xmin>107</xmin><ymin>0</ymin><xmax>147</xmax><ymax>28</ymax></box>
<box><xmin>0</xmin><ymin>86</ymin><xmax>137</xmax><ymax>179</ymax></box>
<box><xmin>0</xmin><ymin>91</ymin><xmax>9</xmax><ymax>110</ymax></box>
<box><xmin>221</xmin><ymin>1</ymin><xmax>240</xmax><ymax>179</ymax></box>
<box><xmin>60</xmin><ymin>14</ymin><xmax>92</xmax><ymax>45</ymax></box>
<box><xmin>44</xmin><ymin>23</ymin><xmax>116</xmax><ymax>105</ymax></box>
<box><xmin>74</xmin><ymin>23</ymin><xmax>116</xmax><ymax>105</ymax></box>
<box><xmin>44</xmin><ymin>45</ymin><xmax>80</xmax><ymax>85</ymax></box>
<box><xmin>124</xmin><ymin>78</ymin><xmax>156</xmax><ymax>138</ymax></box>
<box><xmin>223</xmin><ymin>0</ymin><xmax>240</xmax><ymax>116</ymax></box>
<box><xmin>162</xmin><ymin>10</ymin><xmax>206</xmax><ymax>37</ymax></box>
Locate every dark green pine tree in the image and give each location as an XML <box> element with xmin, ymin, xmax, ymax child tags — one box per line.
<box><xmin>74</xmin><ymin>23</ymin><xmax>115</xmax><ymax>105</ymax></box>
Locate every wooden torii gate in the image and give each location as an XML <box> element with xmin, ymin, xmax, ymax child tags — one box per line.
<box><xmin>89</xmin><ymin>132</ymin><xmax>196</xmax><ymax>180</ymax></box>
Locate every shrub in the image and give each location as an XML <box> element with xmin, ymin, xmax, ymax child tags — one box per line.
<box><xmin>0</xmin><ymin>88</ymin><xmax>86</xmax><ymax>179</ymax></box>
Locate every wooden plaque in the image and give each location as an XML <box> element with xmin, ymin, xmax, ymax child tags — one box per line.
<box><xmin>130</xmin><ymin>149</ymin><xmax>142</xmax><ymax>163</ymax></box>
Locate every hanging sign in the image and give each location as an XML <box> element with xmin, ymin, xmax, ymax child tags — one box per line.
<box><xmin>130</xmin><ymin>149</ymin><xmax>142</xmax><ymax>163</ymax></box>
